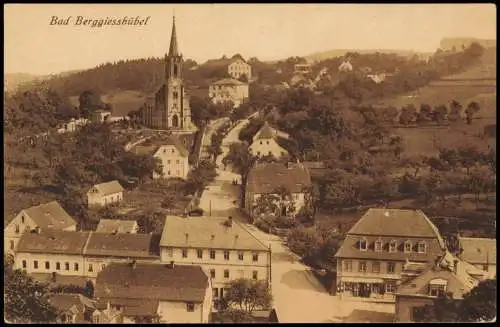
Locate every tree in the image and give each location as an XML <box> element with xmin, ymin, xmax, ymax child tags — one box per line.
<box><xmin>220</xmin><ymin>278</ymin><xmax>273</xmax><ymax>314</ymax></box>
<box><xmin>448</xmin><ymin>100</ymin><xmax>463</xmax><ymax>122</ymax></box>
<box><xmin>78</xmin><ymin>90</ymin><xmax>104</xmax><ymax>118</ymax></box>
<box><xmin>186</xmin><ymin>159</ymin><xmax>217</xmax><ymax>193</ymax></box>
<box><xmin>464</xmin><ymin>101</ymin><xmax>480</xmax><ymax>124</ymax></box>
<box><xmin>399</xmin><ymin>104</ymin><xmax>417</xmax><ymax>125</ymax></box>
<box><xmin>433</xmin><ymin>104</ymin><xmax>448</xmax><ymax>124</ymax></box>
<box><xmin>417</xmin><ymin>104</ymin><xmax>433</xmax><ymax>123</ymax></box>
<box><xmin>458</xmin><ymin>278</ymin><xmax>496</xmax><ymax>322</ymax></box>
<box><xmin>222</xmin><ymin>142</ymin><xmax>257</xmax><ymax>186</ymax></box>
<box><xmin>252</xmin><ymin>192</ymin><xmax>281</xmax><ymax>218</ymax></box>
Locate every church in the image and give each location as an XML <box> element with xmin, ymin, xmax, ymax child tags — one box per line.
<box><xmin>142</xmin><ymin>17</ymin><xmax>196</xmax><ymax>132</ymax></box>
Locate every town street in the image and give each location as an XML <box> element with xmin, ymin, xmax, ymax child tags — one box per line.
<box><xmin>198</xmin><ymin>118</ymin><xmax>395</xmax><ymax>323</ymax></box>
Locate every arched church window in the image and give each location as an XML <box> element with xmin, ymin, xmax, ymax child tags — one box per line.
<box><xmin>173</xmin><ymin>92</ymin><xmax>178</xmax><ymax>100</ymax></box>
<box><xmin>174</xmin><ymin>65</ymin><xmax>178</xmax><ymax>77</ymax></box>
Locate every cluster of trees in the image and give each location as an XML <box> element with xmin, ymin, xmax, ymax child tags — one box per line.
<box><xmin>395</xmin><ymin>100</ymin><xmax>481</xmax><ymax>126</ymax></box>
<box><xmin>185</xmin><ymin>159</ymin><xmax>218</xmax><ymax>195</ymax></box>
<box><xmin>209</xmin><ymin>120</ymin><xmax>232</xmax><ymax>160</ymax></box>
<box><xmin>190</xmin><ymin>96</ymin><xmax>233</xmax><ymax>128</ymax></box>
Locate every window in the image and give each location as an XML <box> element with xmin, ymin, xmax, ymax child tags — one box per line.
<box><xmin>167</xmin><ymin>171</ymin><xmax>171</xmax><ymax>176</ymax></box>
<box><xmin>56</xmin><ymin>262</ymin><xmax>61</xmax><ymax>270</ymax></box>
<box><xmin>418</xmin><ymin>242</ymin><xmax>426</xmax><ymax>253</ymax></box>
<box><xmin>176</xmin><ymin>160</ymin><xmax>180</xmax><ymax>164</ymax></box>
<box><xmin>167</xmin><ymin>160</ymin><xmax>171</xmax><ymax>164</ymax></box>
<box><xmin>210</xmin><ymin>269</ymin><xmax>216</xmax><ymax>279</ymax></box>
<box><xmin>101</xmin><ymin>264</ymin><xmax>106</xmax><ymax>270</ymax></box>
<box><xmin>197</xmin><ymin>249</ymin><xmax>203</xmax><ymax>259</ymax></box>
<box><xmin>358</xmin><ymin>261</ymin><xmax>367</xmax><ymax>273</ymax></box>
<box><xmin>404</xmin><ymin>241</ymin><xmax>412</xmax><ymax>253</ymax></box>
<box><xmin>182</xmin><ymin>249</ymin><xmax>188</xmax><ymax>258</ymax></box>
<box><xmin>210</xmin><ymin>250</ymin><xmax>216</xmax><ymax>259</ymax></box>
<box><xmin>45</xmin><ymin>261</ymin><xmax>50</xmax><ymax>270</ymax></box>
<box><xmin>173</xmin><ymin>92</ymin><xmax>178</xmax><ymax>100</ymax></box>
<box><xmin>10</xmin><ymin>240</ymin><xmax>14</xmax><ymax>250</ymax></box>
<box><xmin>92</xmin><ymin>315</ymin><xmax>100</xmax><ymax>324</ymax></box>
<box><xmin>372</xmin><ymin>261</ymin><xmax>380</xmax><ymax>273</ymax></box>
<box><xmin>88</xmin><ymin>264</ymin><xmax>93</xmax><ymax>272</ymax></box>
<box><xmin>386</xmin><ymin>281</ymin><xmax>397</xmax><ymax>293</ymax></box>
<box><xmin>359</xmin><ymin>238</ymin><xmax>368</xmax><ymax>251</ymax></box>
<box><xmin>343</xmin><ymin>260</ymin><xmax>353</xmax><ymax>272</ymax></box>
<box><xmin>166</xmin><ymin>247</ymin><xmax>173</xmax><ymax>257</ymax></box>
<box><xmin>252</xmin><ymin>271</ymin><xmax>258</xmax><ymax>280</ymax></box>
<box><xmin>186</xmin><ymin>302</ymin><xmax>195</xmax><ymax>312</ymax></box>
<box><xmin>65</xmin><ymin>262</ymin><xmax>70</xmax><ymax>271</ymax></box>
<box><xmin>429</xmin><ymin>284</ymin><xmax>446</xmax><ymax>297</ymax></box>
<box><xmin>387</xmin><ymin>262</ymin><xmax>396</xmax><ymax>274</ymax></box>
<box><xmin>260</xmin><ymin>141</ymin><xmax>263</xmax><ymax>145</ymax></box>
<box><xmin>21</xmin><ymin>215</ymin><xmax>25</xmax><ymax>224</ymax></box>
<box><xmin>257</xmin><ymin>151</ymin><xmax>261</xmax><ymax>156</ymax></box>
<box><xmin>22</xmin><ymin>260</ymin><xmax>27</xmax><ymax>269</ymax></box>
<box><xmin>389</xmin><ymin>241</ymin><xmax>397</xmax><ymax>253</ymax></box>
<box><xmin>483</xmin><ymin>264</ymin><xmax>489</xmax><ymax>272</ymax></box>
<box><xmin>266</xmin><ymin>141</ymin><xmax>270</xmax><ymax>145</ymax></box>
<box><xmin>375</xmin><ymin>240</ymin><xmax>383</xmax><ymax>252</ymax></box>
<box><xmin>224</xmin><ymin>270</ymin><xmax>230</xmax><ymax>279</ymax></box>
<box><xmin>15</xmin><ymin>224</ymin><xmax>20</xmax><ymax>234</ymax></box>
<box><xmin>252</xmin><ymin>253</ymin><xmax>259</xmax><ymax>262</ymax></box>
<box><xmin>224</xmin><ymin>251</ymin><xmax>230</xmax><ymax>261</ymax></box>
<box><xmin>34</xmin><ymin>260</ymin><xmax>39</xmax><ymax>269</ymax></box>
<box><xmin>238</xmin><ymin>252</ymin><xmax>244</xmax><ymax>261</ymax></box>
<box><xmin>74</xmin><ymin>263</ymin><xmax>79</xmax><ymax>271</ymax></box>
<box><xmin>213</xmin><ymin>288</ymin><xmax>219</xmax><ymax>298</ymax></box>
<box><xmin>268</xmin><ymin>151</ymin><xmax>272</xmax><ymax>156</ymax></box>
<box><xmin>171</xmin><ymin>149</ymin><xmax>175</xmax><ymax>153</ymax></box>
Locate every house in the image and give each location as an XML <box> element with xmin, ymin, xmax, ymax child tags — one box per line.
<box><xmin>252</xmin><ymin>122</ymin><xmax>290</xmax><ymax>143</ymax></box>
<box><xmin>294</xmin><ymin>63</ymin><xmax>311</xmax><ymax>75</ymax></box>
<box><xmin>245</xmin><ymin>162</ymin><xmax>312</xmax><ymax>218</ymax></box>
<box><xmin>95</xmin><ymin>219</ymin><xmax>139</xmax><ymax>234</ymax></box>
<box><xmin>47</xmin><ymin>293</ymin><xmax>96</xmax><ymax>323</ymax></box>
<box><xmin>4</xmin><ymin>201</ymin><xmax>77</xmax><ymax>255</ymax></box>
<box><xmin>457</xmin><ymin>236</ymin><xmax>496</xmax><ymax>279</ymax></box>
<box><xmin>14</xmin><ymin>230</ymin><xmax>160</xmax><ymax>281</ymax></box>
<box><xmin>394</xmin><ymin>251</ymin><xmax>487</xmax><ymax>322</ymax></box>
<box><xmin>367</xmin><ymin>73</ymin><xmax>387</xmax><ymax>84</ymax></box>
<box><xmin>335</xmin><ymin>209</ymin><xmax>447</xmax><ymax>302</ymax></box>
<box><xmin>338</xmin><ymin>60</ymin><xmax>353</xmax><ymax>72</ymax></box>
<box><xmin>131</xmin><ymin>135</ymin><xmax>190</xmax><ymax>179</ymax></box>
<box><xmin>228</xmin><ymin>58</ymin><xmax>252</xmax><ymax>80</ymax></box>
<box><xmin>91</xmin><ymin>110</ymin><xmax>112</xmax><ymax>124</ymax></box>
<box><xmin>93</xmin><ymin>262</ymin><xmax>212</xmax><ymax>323</ymax></box>
<box><xmin>86</xmin><ymin>181</ymin><xmax>124</xmax><ymax>208</ymax></box>
<box><xmin>209</xmin><ymin>78</ymin><xmax>249</xmax><ymax>108</ymax></box>
<box><xmin>249</xmin><ymin>122</ymin><xmax>289</xmax><ymax>159</ymax></box>
<box><xmin>159</xmin><ymin>215</ymin><xmax>271</xmax><ymax>309</ymax></box>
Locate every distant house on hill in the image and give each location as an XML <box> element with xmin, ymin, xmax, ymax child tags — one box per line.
<box><xmin>208</xmin><ymin>78</ymin><xmax>249</xmax><ymax>108</ymax></box>
<box><xmin>294</xmin><ymin>63</ymin><xmax>312</xmax><ymax>75</ymax></box>
<box><xmin>87</xmin><ymin>181</ymin><xmax>124</xmax><ymax>208</ymax></box>
<box><xmin>249</xmin><ymin>122</ymin><xmax>289</xmax><ymax>159</ymax></box>
<box><xmin>95</xmin><ymin>219</ymin><xmax>139</xmax><ymax>234</ymax></box>
<box><xmin>131</xmin><ymin>135</ymin><xmax>190</xmax><ymax>179</ymax></box>
<box><xmin>4</xmin><ymin>201</ymin><xmax>77</xmax><ymax>255</ymax></box>
<box><xmin>91</xmin><ymin>110</ymin><xmax>112</xmax><ymax>124</ymax></box>
<box><xmin>338</xmin><ymin>60</ymin><xmax>353</xmax><ymax>72</ymax></box>
<box><xmin>228</xmin><ymin>57</ymin><xmax>252</xmax><ymax>81</ymax></box>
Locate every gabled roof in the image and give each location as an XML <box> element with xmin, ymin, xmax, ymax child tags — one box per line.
<box><xmin>255</xmin><ymin>122</ymin><xmax>276</xmax><ymax>140</ymax></box>
<box><xmin>458</xmin><ymin>236</ymin><xmax>496</xmax><ymax>265</ymax></box>
<box><xmin>48</xmin><ymin>293</ymin><xmax>96</xmax><ymax>313</ymax></box>
<box><xmin>130</xmin><ymin>145</ymin><xmax>159</xmax><ymax>156</ymax></box>
<box><xmin>95</xmin><ymin>263</ymin><xmax>208</xmax><ymax>303</ymax></box>
<box><xmin>131</xmin><ymin>136</ymin><xmax>189</xmax><ymax>157</ymax></box>
<box><xmin>96</xmin><ymin>298</ymin><xmax>159</xmax><ymax>317</ymax></box>
<box><xmin>85</xmin><ymin>232</ymin><xmax>160</xmax><ymax>258</ymax></box>
<box><xmin>89</xmin><ymin>181</ymin><xmax>124</xmax><ymax>196</ymax></box>
<box><xmin>16</xmin><ymin>230</ymin><xmax>91</xmax><ymax>255</ymax></box>
<box><xmin>160</xmin><ymin>216</ymin><xmax>269</xmax><ymax>251</ymax></box>
<box><xmin>95</xmin><ymin>219</ymin><xmax>138</xmax><ymax>234</ymax></box>
<box><xmin>21</xmin><ymin>201</ymin><xmax>77</xmax><ymax>230</ymax></box>
<box><xmin>160</xmin><ymin>135</ymin><xmax>189</xmax><ymax>157</ymax></box>
<box><xmin>246</xmin><ymin>162</ymin><xmax>312</xmax><ymax>194</ymax></box>
<box><xmin>211</xmin><ymin>78</ymin><xmax>245</xmax><ymax>86</ymax></box>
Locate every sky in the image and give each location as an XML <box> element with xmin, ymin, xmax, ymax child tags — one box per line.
<box><xmin>4</xmin><ymin>3</ymin><xmax>497</xmax><ymax>75</ymax></box>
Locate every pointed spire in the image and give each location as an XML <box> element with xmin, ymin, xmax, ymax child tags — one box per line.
<box><xmin>168</xmin><ymin>15</ymin><xmax>179</xmax><ymax>57</ymax></box>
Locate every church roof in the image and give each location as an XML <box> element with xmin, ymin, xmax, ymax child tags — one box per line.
<box><xmin>168</xmin><ymin>16</ymin><xmax>179</xmax><ymax>56</ymax></box>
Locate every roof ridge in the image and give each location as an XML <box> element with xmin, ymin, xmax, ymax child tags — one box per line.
<box><xmin>233</xmin><ymin>220</ymin><xmax>269</xmax><ymax>251</ymax></box>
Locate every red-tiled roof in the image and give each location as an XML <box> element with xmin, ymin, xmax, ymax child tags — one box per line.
<box><xmin>22</xmin><ymin>201</ymin><xmax>77</xmax><ymax>230</ymax></box>
<box><xmin>95</xmin><ymin>263</ymin><xmax>208</xmax><ymax>303</ymax></box>
<box><xmin>246</xmin><ymin>162</ymin><xmax>312</xmax><ymax>194</ymax></box>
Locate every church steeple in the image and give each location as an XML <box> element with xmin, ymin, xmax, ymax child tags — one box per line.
<box><xmin>168</xmin><ymin>16</ymin><xmax>179</xmax><ymax>57</ymax></box>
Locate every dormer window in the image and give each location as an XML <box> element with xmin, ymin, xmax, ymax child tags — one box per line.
<box><xmin>404</xmin><ymin>241</ymin><xmax>412</xmax><ymax>253</ymax></box>
<box><xmin>389</xmin><ymin>240</ymin><xmax>397</xmax><ymax>253</ymax></box>
<box><xmin>418</xmin><ymin>241</ymin><xmax>427</xmax><ymax>253</ymax></box>
<box><xmin>429</xmin><ymin>279</ymin><xmax>447</xmax><ymax>297</ymax></box>
<box><xmin>375</xmin><ymin>239</ymin><xmax>383</xmax><ymax>252</ymax></box>
<box><xmin>359</xmin><ymin>238</ymin><xmax>368</xmax><ymax>251</ymax></box>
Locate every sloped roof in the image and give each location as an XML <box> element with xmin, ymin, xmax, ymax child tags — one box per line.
<box><xmin>85</xmin><ymin>232</ymin><xmax>160</xmax><ymax>258</ymax></box>
<box><xmin>246</xmin><ymin>163</ymin><xmax>312</xmax><ymax>194</ymax></box>
<box><xmin>90</xmin><ymin>181</ymin><xmax>124</xmax><ymax>196</ymax></box>
<box><xmin>96</xmin><ymin>298</ymin><xmax>159</xmax><ymax>317</ymax></box>
<box><xmin>458</xmin><ymin>236</ymin><xmax>496</xmax><ymax>265</ymax></box>
<box><xmin>95</xmin><ymin>263</ymin><xmax>208</xmax><ymax>303</ymax></box>
<box><xmin>48</xmin><ymin>293</ymin><xmax>96</xmax><ymax>313</ymax></box>
<box><xmin>255</xmin><ymin>122</ymin><xmax>276</xmax><ymax>140</ymax></box>
<box><xmin>22</xmin><ymin>201</ymin><xmax>77</xmax><ymax>230</ymax></box>
<box><xmin>95</xmin><ymin>219</ymin><xmax>138</xmax><ymax>234</ymax></box>
<box><xmin>160</xmin><ymin>216</ymin><xmax>268</xmax><ymax>251</ymax></box>
<box><xmin>212</xmin><ymin>78</ymin><xmax>245</xmax><ymax>86</ymax></box>
<box><xmin>16</xmin><ymin>230</ymin><xmax>91</xmax><ymax>255</ymax></box>
<box><xmin>131</xmin><ymin>136</ymin><xmax>189</xmax><ymax>157</ymax></box>
<box><xmin>130</xmin><ymin>145</ymin><xmax>159</xmax><ymax>156</ymax></box>
<box><xmin>162</xmin><ymin>135</ymin><xmax>190</xmax><ymax>157</ymax></box>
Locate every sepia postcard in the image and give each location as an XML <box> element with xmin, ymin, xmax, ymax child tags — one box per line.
<box><xmin>3</xmin><ymin>3</ymin><xmax>496</xmax><ymax>323</ymax></box>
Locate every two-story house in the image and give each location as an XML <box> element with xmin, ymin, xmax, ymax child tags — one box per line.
<box><xmin>248</xmin><ymin>122</ymin><xmax>289</xmax><ymax>159</ymax></box>
<box><xmin>93</xmin><ymin>262</ymin><xmax>212</xmax><ymax>323</ymax></box>
<box><xmin>131</xmin><ymin>136</ymin><xmax>190</xmax><ymax>179</ymax></box>
<box><xmin>209</xmin><ymin>78</ymin><xmax>249</xmax><ymax>108</ymax></box>
<box><xmin>395</xmin><ymin>251</ymin><xmax>487</xmax><ymax>322</ymax></box>
<box><xmin>457</xmin><ymin>236</ymin><xmax>496</xmax><ymax>279</ymax></box>
<box><xmin>95</xmin><ymin>219</ymin><xmax>139</xmax><ymax>234</ymax></box>
<box><xmin>159</xmin><ymin>215</ymin><xmax>271</xmax><ymax>308</ymax></box>
<box><xmin>228</xmin><ymin>58</ymin><xmax>252</xmax><ymax>81</ymax></box>
<box><xmin>87</xmin><ymin>181</ymin><xmax>124</xmax><ymax>208</ymax></box>
<box><xmin>4</xmin><ymin>201</ymin><xmax>77</xmax><ymax>255</ymax></box>
<box><xmin>335</xmin><ymin>209</ymin><xmax>447</xmax><ymax>301</ymax></box>
<box><xmin>245</xmin><ymin>162</ymin><xmax>312</xmax><ymax>219</ymax></box>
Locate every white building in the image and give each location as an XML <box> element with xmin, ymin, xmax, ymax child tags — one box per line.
<box><xmin>86</xmin><ymin>181</ymin><xmax>124</xmax><ymax>208</ymax></box>
<box><xmin>159</xmin><ymin>215</ymin><xmax>271</xmax><ymax>308</ymax></box>
<box><xmin>4</xmin><ymin>201</ymin><xmax>77</xmax><ymax>255</ymax></box>
<box><xmin>338</xmin><ymin>60</ymin><xmax>353</xmax><ymax>72</ymax></box>
<box><xmin>228</xmin><ymin>58</ymin><xmax>252</xmax><ymax>81</ymax></box>
<box><xmin>209</xmin><ymin>78</ymin><xmax>249</xmax><ymax>108</ymax></box>
<box><xmin>249</xmin><ymin>122</ymin><xmax>289</xmax><ymax>159</ymax></box>
<box><xmin>90</xmin><ymin>110</ymin><xmax>112</xmax><ymax>124</ymax></box>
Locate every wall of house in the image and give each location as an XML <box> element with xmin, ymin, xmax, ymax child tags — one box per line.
<box><xmin>249</xmin><ymin>138</ymin><xmax>288</xmax><ymax>158</ymax></box>
<box><xmin>202</xmin><ymin>283</ymin><xmax>213</xmax><ymax>322</ymax></box>
<box><xmin>4</xmin><ymin>212</ymin><xmax>36</xmax><ymax>255</ymax></box>
<box><xmin>87</xmin><ymin>191</ymin><xmax>123</xmax><ymax>207</ymax></box>
<box><xmin>157</xmin><ymin>300</ymin><xmax>205</xmax><ymax>323</ymax></box>
<box><xmin>245</xmin><ymin>192</ymin><xmax>306</xmax><ymax>218</ymax></box>
<box><xmin>153</xmin><ymin>145</ymin><xmax>189</xmax><ymax>180</ymax></box>
<box><xmin>209</xmin><ymin>84</ymin><xmax>249</xmax><ymax>108</ymax></box>
<box><xmin>15</xmin><ymin>252</ymin><xmax>86</xmax><ymax>277</ymax></box>
<box><xmin>228</xmin><ymin>60</ymin><xmax>252</xmax><ymax>80</ymax></box>
<box><xmin>337</xmin><ymin>258</ymin><xmax>405</xmax><ymax>279</ymax></box>
<box><xmin>160</xmin><ymin>247</ymin><xmax>270</xmax><ymax>295</ymax></box>
<box><xmin>473</xmin><ymin>263</ymin><xmax>496</xmax><ymax>279</ymax></box>
<box><xmin>395</xmin><ymin>295</ymin><xmax>434</xmax><ymax>322</ymax></box>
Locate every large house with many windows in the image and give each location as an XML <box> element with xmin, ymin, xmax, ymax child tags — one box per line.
<box><xmin>335</xmin><ymin>208</ymin><xmax>447</xmax><ymax>301</ymax></box>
